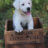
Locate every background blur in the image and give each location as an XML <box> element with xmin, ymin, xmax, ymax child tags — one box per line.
<box><xmin>0</xmin><ymin>0</ymin><xmax>48</xmax><ymax>39</ymax></box>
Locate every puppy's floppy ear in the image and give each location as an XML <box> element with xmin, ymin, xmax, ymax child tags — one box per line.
<box><xmin>13</xmin><ymin>0</ymin><xmax>20</xmax><ymax>9</ymax></box>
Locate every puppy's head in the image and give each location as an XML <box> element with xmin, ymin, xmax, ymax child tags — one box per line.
<box><xmin>13</xmin><ymin>0</ymin><xmax>32</xmax><ymax>15</ymax></box>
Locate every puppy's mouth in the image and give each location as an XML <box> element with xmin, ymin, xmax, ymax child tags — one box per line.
<box><xmin>23</xmin><ymin>11</ymin><xmax>31</xmax><ymax>15</ymax></box>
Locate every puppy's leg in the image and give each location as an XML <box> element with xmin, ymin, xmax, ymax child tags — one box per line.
<box><xmin>13</xmin><ymin>21</ymin><xmax>23</xmax><ymax>32</ymax></box>
<box><xmin>28</xmin><ymin>20</ymin><xmax>34</xmax><ymax>30</ymax></box>
<box><xmin>15</xmin><ymin>25</ymin><xmax>23</xmax><ymax>32</ymax></box>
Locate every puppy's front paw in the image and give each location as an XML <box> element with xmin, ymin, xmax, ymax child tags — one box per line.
<box><xmin>14</xmin><ymin>27</ymin><xmax>23</xmax><ymax>32</ymax></box>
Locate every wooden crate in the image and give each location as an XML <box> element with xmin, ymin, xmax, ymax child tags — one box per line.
<box><xmin>4</xmin><ymin>17</ymin><xmax>45</xmax><ymax>48</ymax></box>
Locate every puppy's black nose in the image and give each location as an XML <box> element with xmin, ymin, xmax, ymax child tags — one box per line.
<box><xmin>27</xmin><ymin>7</ymin><xmax>30</xmax><ymax>11</ymax></box>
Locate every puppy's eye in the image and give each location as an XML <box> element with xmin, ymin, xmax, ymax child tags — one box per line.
<box><xmin>28</xmin><ymin>3</ymin><xmax>30</xmax><ymax>4</ymax></box>
<box><xmin>22</xmin><ymin>4</ymin><xmax>24</xmax><ymax>6</ymax></box>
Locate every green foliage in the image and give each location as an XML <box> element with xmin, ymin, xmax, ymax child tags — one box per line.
<box><xmin>5</xmin><ymin>0</ymin><xmax>13</xmax><ymax>5</ymax></box>
<box><xmin>0</xmin><ymin>0</ymin><xmax>48</xmax><ymax>10</ymax></box>
<box><xmin>0</xmin><ymin>9</ymin><xmax>13</xmax><ymax>39</ymax></box>
<box><xmin>32</xmin><ymin>0</ymin><xmax>44</xmax><ymax>10</ymax></box>
<box><xmin>0</xmin><ymin>0</ymin><xmax>13</xmax><ymax>9</ymax></box>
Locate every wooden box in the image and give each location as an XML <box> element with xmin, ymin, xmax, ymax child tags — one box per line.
<box><xmin>4</xmin><ymin>17</ymin><xmax>45</xmax><ymax>48</ymax></box>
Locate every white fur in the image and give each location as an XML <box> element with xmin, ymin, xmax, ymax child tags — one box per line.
<box><xmin>13</xmin><ymin>0</ymin><xmax>34</xmax><ymax>32</ymax></box>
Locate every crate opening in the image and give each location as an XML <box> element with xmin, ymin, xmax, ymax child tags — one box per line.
<box><xmin>7</xmin><ymin>18</ymin><xmax>42</xmax><ymax>31</ymax></box>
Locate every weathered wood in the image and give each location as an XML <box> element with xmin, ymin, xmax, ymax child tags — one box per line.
<box><xmin>7</xmin><ymin>43</ymin><xmax>44</xmax><ymax>48</ymax></box>
<box><xmin>5</xmin><ymin>29</ymin><xmax>44</xmax><ymax>44</ymax></box>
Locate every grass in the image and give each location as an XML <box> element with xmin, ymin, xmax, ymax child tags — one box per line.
<box><xmin>0</xmin><ymin>40</ymin><xmax>5</xmax><ymax>48</ymax></box>
<box><xmin>0</xmin><ymin>40</ymin><xmax>3</xmax><ymax>42</ymax></box>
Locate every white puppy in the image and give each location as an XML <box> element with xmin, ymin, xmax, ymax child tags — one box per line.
<box><xmin>13</xmin><ymin>0</ymin><xmax>34</xmax><ymax>32</ymax></box>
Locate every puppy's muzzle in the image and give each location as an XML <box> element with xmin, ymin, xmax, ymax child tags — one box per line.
<box><xmin>27</xmin><ymin>7</ymin><xmax>30</xmax><ymax>12</ymax></box>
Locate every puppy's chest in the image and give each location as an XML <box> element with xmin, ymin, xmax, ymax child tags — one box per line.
<box><xmin>21</xmin><ymin>18</ymin><xmax>28</xmax><ymax>25</ymax></box>
<box><xmin>21</xmin><ymin>18</ymin><xmax>28</xmax><ymax>29</ymax></box>
<box><xmin>21</xmin><ymin>16</ymin><xmax>29</xmax><ymax>26</ymax></box>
